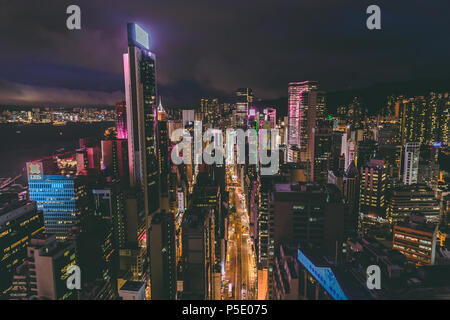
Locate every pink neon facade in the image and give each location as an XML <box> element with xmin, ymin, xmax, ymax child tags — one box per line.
<box><xmin>116</xmin><ymin>100</ymin><xmax>127</xmax><ymax>139</ymax></box>
<box><xmin>287</xmin><ymin>81</ymin><xmax>318</xmax><ymax>162</ymax></box>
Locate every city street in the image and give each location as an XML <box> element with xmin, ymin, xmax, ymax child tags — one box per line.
<box><xmin>224</xmin><ymin>165</ymin><xmax>257</xmax><ymax>300</ymax></box>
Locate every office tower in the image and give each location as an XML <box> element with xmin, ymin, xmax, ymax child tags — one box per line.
<box><xmin>310</xmin><ymin>120</ymin><xmax>332</xmax><ymax>184</ymax></box>
<box><xmin>74</xmin><ymin>213</ymin><xmax>118</xmax><ymax>300</ymax></box>
<box><xmin>378</xmin><ymin>122</ymin><xmax>400</xmax><ymax>145</ymax></box>
<box><xmin>287</xmin><ymin>81</ymin><xmax>322</xmax><ymax>162</ymax></box>
<box><xmin>180</xmin><ymin>208</ymin><xmax>217</xmax><ymax>300</ymax></box>
<box><xmin>76</xmin><ymin>145</ymin><xmax>101</xmax><ymax>175</ymax></box>
<box><xmin>300</xmin><ymin>84</ymin><xmax>325</xmax><ymax>165</ymax></box>
<box><xmin>418</xmin><ymin>145</ymin><xmax>440</xmax><ymax>189</ymax></box>
<box><xmin>9</xmin><ymin>235</ymin><xmax>77</xmax><ymax>300</ymax></box>
<box><xmin>359</xmin><ymin>159</ymin><xmax>387</xmax><ymax>217</ymax></box>
<box><xmin>101</xmin><ymin>139</ymin><xmax>129</xmax><ymax>183</ymax></box>
<box><xmin>0</xmin><ymin>200</ymin><xmax>44</xmax><ymax>297</ymax></box>
<box><xmin>357</xmin><ymin>139</ymin><xmax>378</xmax><ymax>168</ymax></box>
<box><xmin>378</xmin><ymin>144</ymin><xmax>402</xmax><ymax>181</ymax></box>
<box><xmin>403</xmin><ymin>142</ymin><xmax>420</xmax><ymax>185</ymax></box>
<box><xmin>191</xmin><ymin>172</ymin><xmax>224</xmax><ymax>286</ymax></box>
<box><xmin>393</xmin><ymin>214</ymin><xmax>437</xmax><ymax>266</ymax></box>
<box><xmin>267</xmin><ymin>183</ymin><xmax>346</xmax><ymax>298</ymax></box>
<box><xmin>341</xmin><ymin>132</ymin><xmax>356</xmax><ymax>171</ymax></box>
<box><xmin>329</xmin><ymin>131</ymin><xmax>343</xmax><ymax>172</ymax></box>
<box><xmin>116</xmin><ymin>100</ymin><xmax>127</xmax><ymax>139</ymax></box>
<box><xmin>92</xmin><ymin>184</ymin><xmax>126</xmax><ymax>250</ymax></box>
<box><xmin>387</xmin><ymin>184</ymin><xmax>440</xmax><ymax>224</ymax></box>
<box><xmin>157</xmin><ymin>99</ymin><xmax>170</xmax><ymax>203</ymax></box>
<box><xmin>27</xmin><ymin>160</ymin><xmax>91</xmax><ymax>239</ymax></box>
<box><xmin>123</xmin><ymin>22</ymin><xmax>160</xmax><ymax>215</ymax></box>
<box><xmin>235</xmin><ymin>88</ymin><xmax>253</xmax><ymax>129</ymax></box>
<box><xmin>343</xmin><ymin>162</ymin><xmax>360</xmax><ymax>238</ymax></box>
<box><xmin>149</xmin><ymin>210</ymin><xmax>176</xmax><ymax>299</ymax></box>
<box><xmin>329</xmin><ymin>161</ymin><xmax>361</xmax><ymax>238</ymax></box>
<box><xmin>269</xmin><ymin>183</ymin><xmax>345</xmax><ymax>258</ymax></box>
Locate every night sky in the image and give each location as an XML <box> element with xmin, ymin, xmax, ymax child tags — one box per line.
<box><xmin>0</xmin><ymin>0</ymin><xmax>449</xmax><ymax>107</ymax></box>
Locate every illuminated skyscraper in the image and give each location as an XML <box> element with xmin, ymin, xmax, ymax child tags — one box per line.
<box><xmin>26</xmin><ymin>160</ymin><xmax>90</xmax><ymax>240</ymax></box>
<box><xmin>287</xmin><ymin>81</ymin><xmax>325</xmax><ymax>162</ymax></box>
<box><xmin>101</xmin><ymin>139</ymin><xmax>129</xmax><ymax>183</ymax></box>
<box><xmin>157</xmin><ymin>99</ymin><xmax>170</xmax><ymax>203</ymax></box>
<box><xmin>235</xmin><ymin>88</ymin><xmax>253</xmax><ymax>129</ymax></box>
<box><xmin>149</xmin><ymin>210</ymin><xmax>176</xmax><ymax>299</ymax></box>
<box><xmin>359</xmin><ymin>159</ymin><xmax>387</xmax><ymax>217</ymax></box>
<box><xmin>116</xmin><ymin>100</ymin><xmax>127</xmax><ymax>139</ymax></box>
<box><xmin>403</xmin><ymin>142</ymin><xmax>420</xmax><ymax>185</ymax></box>
<box><xmin>123</xmin><ymin>23</ymin><xmax>160</xmax><ymax>216</ymax></box>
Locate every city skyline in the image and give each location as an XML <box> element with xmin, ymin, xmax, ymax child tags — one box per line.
<box><xmin>1</xmin><ymin>1</ymin><xmax>450</xmax><ymax>305</ymax></box>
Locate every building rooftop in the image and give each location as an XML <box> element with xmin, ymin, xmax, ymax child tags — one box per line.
<box><xmin>119</xmin><ymin>281</ymin><xmax>146</xmax><ymax>292</ymax></box>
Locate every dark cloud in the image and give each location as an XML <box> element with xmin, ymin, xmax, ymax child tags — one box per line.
<box><xmin>0</xmin><ymin>0</ymin><xmax>449</xmax><ymax>107</ymax></box>
<box><xmin>0</xmin><ymin>79</ymin><xmax>123</xmax><ymax>106</ymax></box>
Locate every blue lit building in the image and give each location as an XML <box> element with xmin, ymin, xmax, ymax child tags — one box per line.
<box><xmin>296</xmin><ymin>246</ymin><xmax>373</xmax><ymax>300</ymax></box>
<box><xmin>27</xmin><ymin>161</ymin><xmax>90</xmax><ymax>239</ymax></box>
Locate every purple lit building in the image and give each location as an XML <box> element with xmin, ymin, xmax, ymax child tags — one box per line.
<box><xmin>116</xmin><ymin>101</ymin><xmax>127</xmax><ymax>139</ymax></box>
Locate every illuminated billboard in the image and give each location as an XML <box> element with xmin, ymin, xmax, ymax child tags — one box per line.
<box><xmin>27</xmin><ymin>162</ymin><xmax>43</xmax><ymax>181</ymax></box>
<box><xmin>128</xmin><ymin>23</ymin><xmax>149</xmax><ymax>50</ymax></box>
<box><xmin>135</xmin><ymin>24</ymin><xmax>149</xmax><ymax>49</ymax></box>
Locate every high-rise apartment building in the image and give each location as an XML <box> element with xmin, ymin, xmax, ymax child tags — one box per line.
<box><xmin>359</xmin><ymin>159</ymin><xmax>387</xmax><ymax>217</ymax></box>
<box><xmin>403</xmin><ymin>142</ymin><xmax>420</xmax><ymax>185</ymax></box>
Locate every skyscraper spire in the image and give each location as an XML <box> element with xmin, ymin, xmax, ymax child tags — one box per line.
<box><xmin>158</xmin><ymin>97</ymin><xmax>165</xmax><ymax>113</ymax></box>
